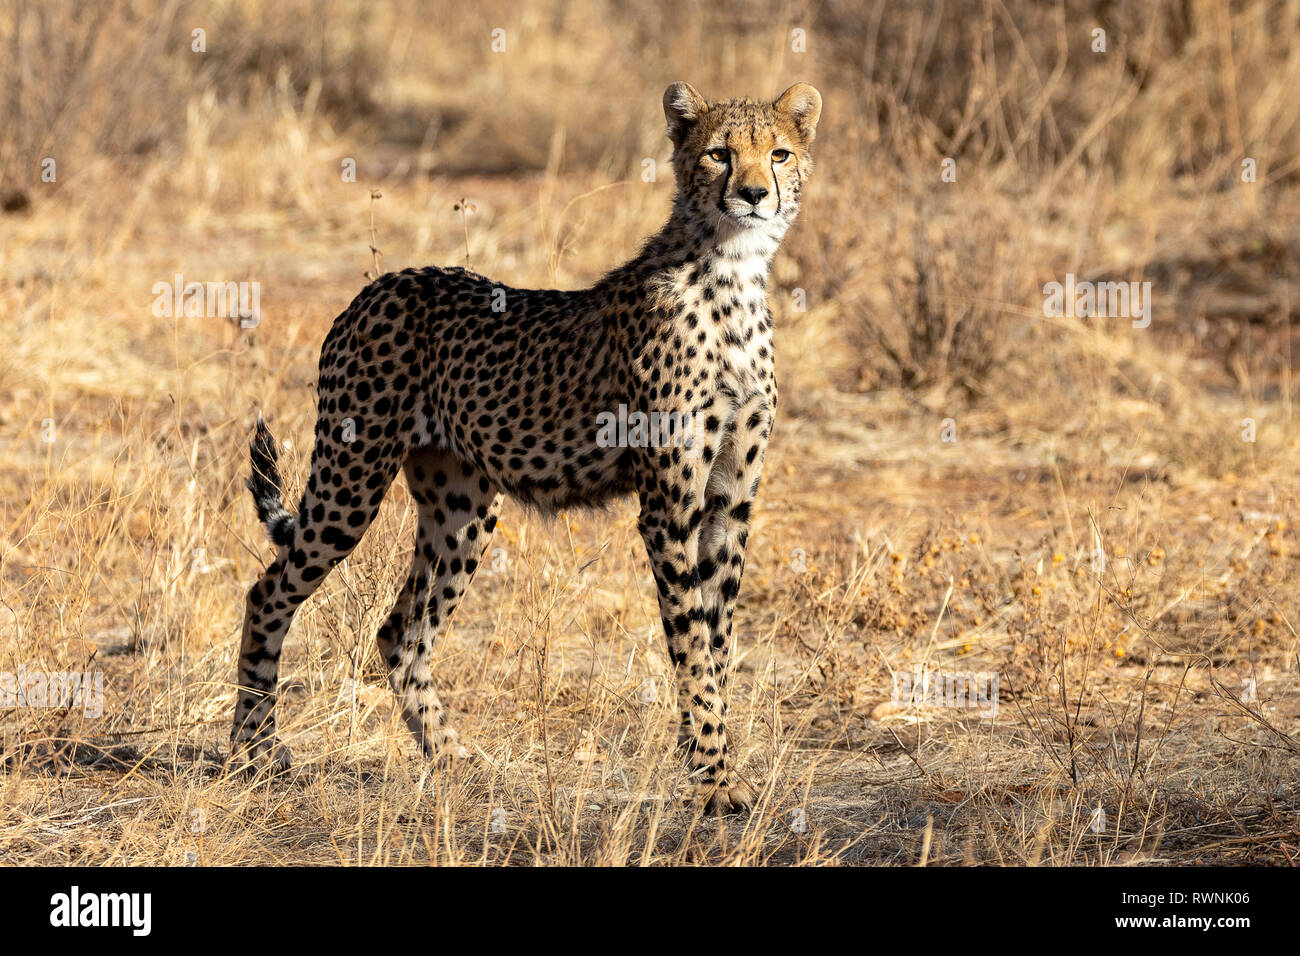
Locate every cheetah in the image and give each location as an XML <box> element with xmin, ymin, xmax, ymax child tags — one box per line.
<box><xmin>232</xmin><ymin>82</ymin><xmax>822</xmax><ymax>814</ymax></box>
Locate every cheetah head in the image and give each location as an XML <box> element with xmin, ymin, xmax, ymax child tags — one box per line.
<box><xmin>663</xmin><ymin>81</ymin><xmax>822</xmax><ymax>240</ymax></box>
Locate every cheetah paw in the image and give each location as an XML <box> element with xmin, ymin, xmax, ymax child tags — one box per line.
<box><xmin>420</xmin><ymin>734</ymin><xmax>471</xmax><ymax>766</ymax></box>
<box><xmin>702</xmin><ymin>778</ymin><xmax>756</xmax><ymax>816</ymax></box>
<box><xmin>227</xmin><ymin>737</ymin><xmax>292</xmax><ymax>777</ymax></box>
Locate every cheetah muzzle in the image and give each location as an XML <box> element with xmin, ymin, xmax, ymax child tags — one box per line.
<box><xmin>231</xmin><ymin>82</ymin><xmax>823</xmax><ymax>816</ymax></box>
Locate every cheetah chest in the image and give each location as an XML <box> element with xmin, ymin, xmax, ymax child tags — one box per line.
<box><xmin>685</xmin><ymin>292</ymin><xmax>773</xmax><ymax>468</ymax></box>
<box><xmin>702</xmin><ymin>284</ymin><xmax>772</xmax><ymax>403</ymax></box>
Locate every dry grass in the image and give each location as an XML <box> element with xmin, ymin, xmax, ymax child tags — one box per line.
<box><xmin>1</xmin><ymin>0</ymin><xmax>1299</xmax><ymax>865</ymax></box>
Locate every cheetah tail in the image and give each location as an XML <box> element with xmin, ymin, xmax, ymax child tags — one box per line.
<box><xmin>246</xmin><ymin>414</ymin><xmax>296</xmax><ymax>548</ymax></box>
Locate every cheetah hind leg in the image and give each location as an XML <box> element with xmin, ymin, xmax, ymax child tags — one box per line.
<box><xmin>232</xmin><ymin>416</ymin><xmax>403</xmax><ymax>776</ymax></box>
<box><xmin>374</xmin><ymin>449</ymin><xmax>502</xmax><ymax>763</ymax></box>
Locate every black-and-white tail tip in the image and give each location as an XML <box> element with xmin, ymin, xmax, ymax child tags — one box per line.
<box><xmin>247</xmin><ymin>414</ymin><xmax>295</xmax><ymax>548</ymax></box>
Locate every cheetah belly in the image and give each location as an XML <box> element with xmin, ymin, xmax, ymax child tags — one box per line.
<box><xmin>434</xmin><ymin>392</ymin><xmax>636</xmax><ymax>513</ymax></box>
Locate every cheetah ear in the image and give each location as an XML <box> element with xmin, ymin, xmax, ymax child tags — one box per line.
<box><xmin>775</xmin><ymin>82</ymin><xmax>822</xmax><ymax>143</ymax></box>
<box><xmin>663</xmin><ymin>82</ymin><xmax>708</xmax><ymax>147</ymax></box>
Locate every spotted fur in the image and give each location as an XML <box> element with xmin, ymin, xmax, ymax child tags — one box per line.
<box><xmin>231</xmin><ymin>82</ymin><xmax>822</xmax><ymax>814</ymax></box>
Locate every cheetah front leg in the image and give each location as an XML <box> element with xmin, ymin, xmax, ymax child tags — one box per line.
<box><xmin>693</xmin><ymin>394</ymin><xmax>774</xmax><ymax>810</ymax></box>
<box><xmin>637</xmin><ymin>464</ymin><xmax>749</xmax><ymax>814</ymax></box>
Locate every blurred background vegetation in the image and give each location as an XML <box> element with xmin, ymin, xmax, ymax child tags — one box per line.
<box><xmin>5</xmin><ymin>0</ymin><xmax>1298</xmax><ymax>404</ymax></box>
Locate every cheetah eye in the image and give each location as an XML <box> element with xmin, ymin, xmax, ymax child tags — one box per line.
<box><xmin>706</xmin><ymin>148</ymin><xmax>730</xmax><ymax>164</ymax></box>
<box><xmin>771</xmin><ymin>149</ymin><xmax>792</xmax><ymax>164</ymax></box>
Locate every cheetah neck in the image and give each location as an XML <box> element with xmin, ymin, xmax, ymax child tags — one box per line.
<box><xmin>615</xmin><ymin>204</ymin><xmax>786</xmax><ymax>314</ymax></box>
<box><xmin>667</xmin><ymin>199</ymin><xmax>785</xmax><ymax>268</ymax></box>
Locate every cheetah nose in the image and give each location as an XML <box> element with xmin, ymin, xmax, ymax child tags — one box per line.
<box><xmin>738</xmin><ymin>185</ymin><xmax>769</xmax><ymax>206</ymax></box>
